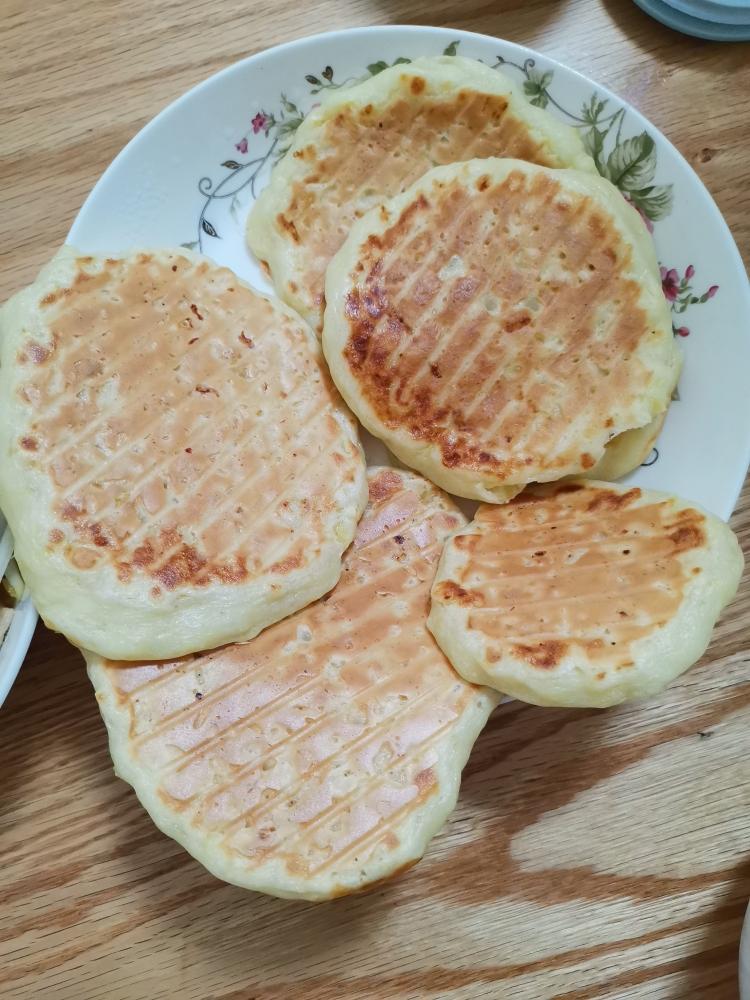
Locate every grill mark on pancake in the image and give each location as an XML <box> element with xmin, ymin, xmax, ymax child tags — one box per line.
<box><xmin>46</xmin><ymin>319</ymin><xmax>315</xmax><ymax>510</ymax></box>
<box><xmin>215</xmin><ymin>678</ymin><xmax>453</xmax><ymax>840</ymax></box>
<box><xmin>469</xmin><ymin>192</ymin><xmax>596</xmax><ymax>441</ymax></box>
<box><xmin>464</xmin><ymin>197</ymin><xmax>602</xmax><ymax>457</ymax></box>
<box><xmin>269</xmin><ymin>718</ymin><xmax>462</xmax><ymax>877</ymax></box>
<box><xmin>157</xmin><ymin>641</ymin><xmax>417</xmax><ymax>786</ymax></box>
<box><xmin>420</xmin><ymin>211</ymin><xmax>523</xmax><ymax>414</ymax></box>
<box><xmin>32</xmin><ymin>270</ymin><xmax>242</xmax><ymax>465</ymax></box>
<box><xmin>123</xmin><ymin>398</ymin><xmax>333</xmax><ymax>580</ymax></box>
<box><xmin>387</xmin><ymin>174</ymin><xmax>565</xmax><ymax>439</ymax></box>
<box><xmin>18</xmin><ymin>254</ymin><xmax>354</xmax><ymax>592</ymax></box>
<box><xmin>130</xmin><ymin>511</ymin><xmax>450</xmax><ymax>752</ymax></box>
<box><xmin>98</xmin><ymin>473</ymin><xmax>484</xmax><ymax>887</ymax></box>
<box><xmin>279</xmin><ymin>83</ymin><xmax>581</xmax><ymax>326</ymax></box>
<box><xmin>502</xmin><ymin>210</ymin><xmax>633</xmax><ymax>464</ymax></box>
<box><xmin>135</xmin><ymin>541</ymin><xmax>446</xmax><ymax>752</ymax></box>
<box><xmin>113</xmin><ymin>385</ymin><xmax>327</xmax><ymax>556</ymax></box>
<box><xmin>438</xmin><ymin>488</ymin><xmax>706</xmax><ymax>672</ymax></box>
<box><xmin>342</xmin><ymin>169</ymin><xmax>657</xmax><ymax>479</ymax></box>
<box><xmin>386</xmin><ymin>209</ymin><xmax>502</xmax><ymax>403</ymax></box>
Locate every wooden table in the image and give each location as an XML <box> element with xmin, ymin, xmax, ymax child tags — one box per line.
<box><xmin>2</xmin><ymin>1</ymin><xmax>749</xmax><ymax>997</ymax></box>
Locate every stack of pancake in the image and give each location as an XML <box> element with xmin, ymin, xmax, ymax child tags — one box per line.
<box><xmin>0</xmin><ymin>56</ymin><xmax>742</xmax><ymax>901</ymax></box>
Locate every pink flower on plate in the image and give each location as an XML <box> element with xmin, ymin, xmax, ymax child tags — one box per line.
<box><xmin>706</xmin><ymin>284</ymin><xmax>719</xmax><ymax>299</ymax></box>
<box><xmin>660</xmin><ymin>266</ymin><xmax>680</xmax><ymax>302</ymax></box>
<box><xmin>685</xmin><ymin>264</ymin><xmax>695</xmax><ymax>280</ymax></box>
<box><xmin>251</xmin><ymin>112</ymin><xmax>269</xmax><ymax>134</ymax></box>
<box><xmin>675</xmin><ymin>325</ymin><xmax>690</xmax><ymax>337</ymax></box>
<box><xmin>235</xmin><ymin>137</ymin><xmax>248</xmax><ymax>154</ymax></box>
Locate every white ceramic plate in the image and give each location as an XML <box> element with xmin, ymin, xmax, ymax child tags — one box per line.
<box><xmin>0</xmin><ymin>516</ymin><xmax>37</xmax><ymax>709</ymax></box>
<box><xmin>68</xmin><ymin>24</ymin><xmax>750</xmax><ymax>522</ymax></box>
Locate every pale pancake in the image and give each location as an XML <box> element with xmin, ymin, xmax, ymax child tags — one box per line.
<box><xmin>248</xmin><ymin>55</ymin><xmax>595</xmax><ymax>332</ymax></box>
<box><xmin>87</xmin><ymin>468</ymin><xmax>498</xmax><ymax>901</ymax></box>
<box><xmin>0</xmin><ymin>246</ymin><xmax>366</xmax><ymax>659</ymax></box>
<box><xmin>323</xmin><ymin>158</ymin><xmax>681</xmax><ymax>502</ymax></box>
<box><xmin>428</xmin><ymin>480</ymin><xmax>743</xmax><ymax>708</ymax></box>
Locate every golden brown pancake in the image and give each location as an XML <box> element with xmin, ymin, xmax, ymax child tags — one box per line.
<box><xmin>87</xmin><ymin>468</ymin><xmax>498</xmax><ymax>900</ymax></box>
<box><xmin>428</xmin><ymin>480</ymin><xmax>743</xmax><ymax>707</ymax></box>
<box><xmin>248</xmin><ymin>55</ymin><xmax>595</xmax><ymax>332</ymax></box>
<box><xmin>0</xmin><ymin>246</ymin><xmax>366</xmax><ymax>659</ymax></box>
<box><xmin>324</xmin><ymin>158</ymin><xmax>681</xmax><ymax>502</ymax></box>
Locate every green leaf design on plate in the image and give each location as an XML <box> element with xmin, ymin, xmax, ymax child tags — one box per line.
<box><xmin>627</xmin><ymin>184</ymin><xmax>674</xmax><ymax>221</ymax></box>
<box><xmin>367</xmin><ymin>57</ymin><xmax>412</xmax><ymax>77</ymax></box>
<box><xmin>582</xmin><ymin>126</ymin><xmax>605</xmax><ymax>168</ymax></box>
<box><xmin>443</xmin><ymin>41</ymin><xmax>460</xmax><ymax>56</ymax></box>
<box><xmin>603</xmin><ymin>132</ymin><xmax>656</xmax><ymax>191</ymax></box>
<box><xmin>581</xmin><ymin>95</ymin><xmax>608</xmax><ymax>125</ymax></box>
<box><xmin>523</xmin><ymin>68</ymin><xmax>553</xmax><ymax>109</ymax></box>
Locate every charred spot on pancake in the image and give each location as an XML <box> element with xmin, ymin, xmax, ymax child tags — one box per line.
<box><xmin>132</xmin><ymin>542</ymin><xmax>156</xmax><ymax>568</ymax></box>
<box><xmin>26</xmin><ymin>341</ymin><xmax>52</xmax><ymax>364</ymax></box>
<box><xmin>277</xmin><ymin>213</ymin><xmax>300</xmax><ymax>243</ymax></box>
<box><xmin>215</xmin><ymin>556</ymin><xmax>249</xmax><ymax>584</ymax></box>
<box><xmin>502</xmin><ymin>312</ymin><xmax>532</xmax><ymax>333</ymax></box>
<box><xmin>20</xmin><ymin>435</ymin><xmax>38</xmax><ymax>451</ymax></box>
<box><xmin>154</xmin><ymin>544</ymin><xmax>208</xmax><ymax>590</ymax></box>
<box><xmin>409</xmin><ymin>76</ymin><xmax>426</xmax><ymax>95</ymax></box>
<box><xmin>512</xmin><ymin>640</ymin><xmax>568</xmax><ymax>670</ymax></box>
<box><xmin>269</xmin><ymin>552</ymin><xmax>302</xmax><ymax>575</ymax></box>
<box><xmin>88</xmin><ymin>522</ymin><xmax>111</xmax><ymax>548</ymax></box>
<box><xmin>40</xmin><ymin>288</ymin><xmax>70</xmax><ymax>307</ymax></box>
<box><xmin>669</xmin><ymin>520</ymin><xmax>706</xmax><ymax>552</ymax></box>
<box><xmin>434</xmin><ymin>580</ymin><xmax>483</xmax><ymax>607</ymax></box>
<box><xmin>453</xmin><ymin>533</ymin><xmax>479</xmax><ymax>552</ymax></box>
<box><xmin>60</xmin><ymin>500</ymin><xmax>84</xmax><ymax>522</ymax></box>
<box><xmin>586</xmin><ymin>487</ymin><xmax>641</xmax><ymax>512</ymax></box>
<box><xmin>368</xmin><ymin>469</ymin><xmax>404</xmax><ymax>502</ymax></box>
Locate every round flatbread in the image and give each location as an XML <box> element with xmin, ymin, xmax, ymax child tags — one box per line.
<box><xmin>0</xmin><ymin>246</ymin><xmax>366</xmax><ymax>659</ymax></box>
<box><xmin>248</xmin><ymin>55</ymin><xmax>595</xmax><ymax>332</ymax></box>
<box><xmin>323</xmin><ymin>157</ymin><xmax>681</xmax><ymax>502</ymax></box>
<box><xmin>87</xmin><ymin>467</ymin><xmax>498</xmax><ymax>901</ymax></box>
<box><xmin>428</xmin><ymin>480</ymin><xmax>743</xmax><ymax>707</ymax></box>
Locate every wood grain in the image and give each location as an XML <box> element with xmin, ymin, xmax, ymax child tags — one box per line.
<box><xmin>1</xmin><ymin>1</ymin><xmax>749</xmax><ymax>997</ymax></box>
